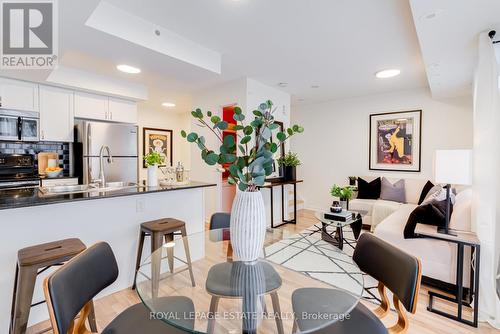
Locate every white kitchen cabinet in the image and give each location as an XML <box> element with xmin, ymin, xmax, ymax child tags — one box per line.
<box><xmin>39</xmin><ymin>85</ymin><xmax>74</xmax><ymax>142</ymax></box>
<box><xmin>74</xmin><ymin>91</ymin><xmax>109</xmax><ymax>121</ymax></box>
<box><xmin>0</xmin><ymin>78</ymin><xmax>39</xmax><ymax>112</ymax></box>
<box><xmin>108</xmin><ymin>97</ymin><xmax>137</xmax><ymax>124</ymax></box>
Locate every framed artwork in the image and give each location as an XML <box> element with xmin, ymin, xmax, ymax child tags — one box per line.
<box><xmin>143</xmin><ymin>127</ymin><xmax>173</xmax><ymax>168</ymax></box>
<box><xmin>369</xmin><ymin>110</ymin><xmax>422</xmax><ymax>172</ymax></box>
<box><xmin>267</xmin><ymin>121</ymin><xmax>286</xmax><ymax>179</ymax></box>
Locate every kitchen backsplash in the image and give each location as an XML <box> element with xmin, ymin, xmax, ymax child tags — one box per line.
<box><xmin>0</xmin><ymin>141</ymin><xmax>72</xmax><ymax>175</ymax></box>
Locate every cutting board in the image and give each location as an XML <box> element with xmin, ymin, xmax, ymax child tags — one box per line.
<box><xmin>38</xmin><ymin>152</ymin><xmax>58</xmax><ymax>175</ymax></box>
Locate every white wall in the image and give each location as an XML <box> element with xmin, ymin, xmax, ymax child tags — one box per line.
<box><xmin>137</xmin><ymin>105</ymin><xmax>191</xmax><ymax>181</ymax></box>
<box><xmin>291</xmin><ymin>88</ymin><xmax>473</xmax><ymax>210</ymax></box>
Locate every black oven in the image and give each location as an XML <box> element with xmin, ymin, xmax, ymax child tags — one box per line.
<box><xmin>0</xmin><ymin>154</ymin><xmax>39</xmax><ymax>189</ymax></box>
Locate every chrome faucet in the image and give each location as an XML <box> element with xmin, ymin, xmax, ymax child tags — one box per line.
<box><xmin>98</xmin><ymin>145</ymin><xmax>113</xmax><ymax>187</ymax></box>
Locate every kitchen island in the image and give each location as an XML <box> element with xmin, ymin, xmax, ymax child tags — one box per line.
<box><xmin>0</xmin><ymin>181</ymin><xmax>215</xmax><ymax>331</ymax></box>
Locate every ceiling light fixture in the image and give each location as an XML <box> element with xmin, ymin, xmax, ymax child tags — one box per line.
<box><xmin>375</xmin><ymin>69</ymin><xmax>401</xmax><ymax>79</ymax></box>
<box><xmin>162</xmin><ymin>102</ymin><xmax>176</xmax><ymax>108</ymax></box>
<box><xmin>277</xmin><ymin>82</ymin><xmax>288</xmax><ymax>88</ymax></box>
<box><xmin>311</xmin><ymin>85</ymin><xmax>320</xmax><ymax>89</ymax></box>
<box><xmin>116</xmin><ymin>64</ymin><xmax>141</xmax><ymax>74</ymax></box>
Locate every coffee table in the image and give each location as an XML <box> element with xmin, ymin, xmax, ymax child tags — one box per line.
<box><xmin>314</xmin><ymin>210</ymin><xmax>363</xmax><ymax>250</ymax></box>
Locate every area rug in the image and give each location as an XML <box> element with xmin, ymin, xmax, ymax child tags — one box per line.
<box><xmin>264</xmin><ymin>223</ymin><xmax>384</xmax><ymax>306</ymax></box>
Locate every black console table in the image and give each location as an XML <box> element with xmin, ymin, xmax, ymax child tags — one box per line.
<box><xmin>415</xmin><ymin>224</ymin><xmax>480</xmax><ymax>327</ymax></box>
<box><xmin>259</xmin><ymin>180</ymin><xmax>303</xmax><ymax>228</ymax></box>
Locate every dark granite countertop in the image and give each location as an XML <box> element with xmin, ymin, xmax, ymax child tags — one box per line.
<box><xmin>0</xmin><ymin>181</ymin><xmax>216</xmax><ymax>211</ymax></box>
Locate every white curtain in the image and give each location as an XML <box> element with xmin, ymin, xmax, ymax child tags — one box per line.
<box><xmin>473</xmin><ymin>31</ymin><xmax>500</xmax><ymax>328</ymax></box>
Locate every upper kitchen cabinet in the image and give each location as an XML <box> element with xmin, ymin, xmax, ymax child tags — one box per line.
<box><xmin>108</xmin><ymin>97</ymin><xmax>137</xmax><ymax>124</ymax></box>
<box><xmin>74</xmin><ymin>91</ymin><xmax>109</xmax><ymax>121</ymax></box>
<box><xmin>74</xmin><ymin>92</ymin><xmax>137</xmax><ymax>124</ymax></box>
<box><xmin>0</xmin><ymin>78</ymin><xmax>39</xmax><ymax>112</ymax></box>
<box><xmin>39</xmin><ymin>85</ymin><xmax>74</xmax><ymax>142</ymax></box>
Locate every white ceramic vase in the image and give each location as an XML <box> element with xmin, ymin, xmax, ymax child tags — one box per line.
<box><xmin>147</xmin><ymin>165</ymin><xmax>158</xmax><ymax>187</ymax></box>
<box><xmin>230</xmin><ymin>190</ymin><xmax>266</xmax><ymax>262</ymax></box>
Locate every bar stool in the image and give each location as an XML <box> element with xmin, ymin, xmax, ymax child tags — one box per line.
<box><xmin>132</xmin><ymin>218</ymin><xmax>196</xmax><ymax>293</ymax></box>
<box><xmin>10</xmin><ymin>238</ymin><xmax>98</xmax><ymax>334</ymax></box>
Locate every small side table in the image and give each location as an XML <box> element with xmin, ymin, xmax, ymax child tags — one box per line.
<box><xmin>314</xmin><ymin>210</ymin><xmax>363</xmax><ymax>250</ymax></box>
<box><xmin>259</xmin><ymin>179</ymin><xmax>303</xmax><ymax>228</ymax></box>
<box><xmin>414</xmin><ymin>224</ymin><xmax>480</xmax><ymax>327</ymax></box>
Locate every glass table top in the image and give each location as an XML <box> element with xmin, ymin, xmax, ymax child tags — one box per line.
<box><xmin>314</xmin><ymin>210</ymin><xmax>363</xmax><ymax>228</ymax></box>
<box><xmin>135</xmin><ymin>228</ymin><xmax>364</xmax><ymax>334</ymax></box>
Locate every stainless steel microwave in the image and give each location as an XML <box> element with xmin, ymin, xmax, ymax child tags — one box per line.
<box><xmin>0</xmin><ymin>110</ymin><xmax>39</xmax><ymax>141</ymax></box>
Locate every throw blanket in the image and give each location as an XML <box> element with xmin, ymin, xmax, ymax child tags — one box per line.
<box><xmin>404</xmin><ymin>200</ymin><xmax>452</xmax><ymax>238</ymax></box>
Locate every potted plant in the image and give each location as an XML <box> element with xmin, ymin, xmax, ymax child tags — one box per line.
<box><xmin>144</xmin><ymin>152</ymin><xmax>165</xmax><ymax>187</ymax></box>
<box><xmin>330</xmin><ymin>184</ymin><xmax>355</xmax><ymax>210</ymax></box>
<box><xmin>181</xmin><ymin>100</ymin><xmax>304</xmax><ymax>262</ymax></box>
<box><xmin>348</xmin><ymin>176</ymin><xmax>357</xmax><ymax>186</ymax></box>
<box><xmin>277</xmin><ymin>152</ymin><xmax>301</xmax><ymax>181</ymax></box>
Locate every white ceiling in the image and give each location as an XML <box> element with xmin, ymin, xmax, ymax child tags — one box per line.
<box><xmin>410</xmin><ymin>0</ymin><xmax>500</xmax><ymax>99</ymax></box>
<box><xmin>5</xmin><ymin>0</ymin><xmax>494</xmax><ymax>109</ymax></box>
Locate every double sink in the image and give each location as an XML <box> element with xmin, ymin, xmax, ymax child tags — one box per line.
<box><xmin>40</xmin><ymin>182</ymin><xmax>143</xmax><ymax>195</ymax></box>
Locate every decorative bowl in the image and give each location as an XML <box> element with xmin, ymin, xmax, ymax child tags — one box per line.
<box><xmin>330</xmin><ymin>201</ymin><xmax>342</xmax><ymax>213</ymax></box>
<box><xmin>46</xmin><ymin>169</ymin><xmax>62</xmax><ymax>178</ymax></box>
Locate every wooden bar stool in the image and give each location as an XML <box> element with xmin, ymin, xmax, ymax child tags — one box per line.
<box><xmin>132</xmin><ymin>218</ymin><xmax>196</xmax><ymax>295</ymax></box>
<box><xmin>10</xmin><ymin>238</ymin><xmax>98</xmax><ymax>334</ymax></box>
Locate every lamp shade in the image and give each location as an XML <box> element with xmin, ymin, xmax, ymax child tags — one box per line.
<box><xmin>434</xmin><ymin>150</ymin><xmax>472</xmax><ymax>185</ymax></box>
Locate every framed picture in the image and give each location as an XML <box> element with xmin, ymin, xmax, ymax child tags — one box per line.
<box><xmin>143</xmin><ymin>127</ymin><xmax>173</xmax><ymax>168</ymax></box>
<box><xmin>369</xmin><ymin>110</ymin><xmax>422</xmax><ymax>172</ymax></box>
<box><xmin>267</xmin><ymin>121</ymin><xmax>286</xmax><ymax>179</ymax></box>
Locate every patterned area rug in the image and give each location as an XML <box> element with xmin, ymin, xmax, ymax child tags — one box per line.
<box><xmin>264</xmin><ymin>223</ymin><xmax>385</xmax><ymax>306</ymax></box>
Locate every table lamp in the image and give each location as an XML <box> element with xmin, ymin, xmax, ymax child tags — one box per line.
<box><xmin>434</xmin><ymin>150</ymin><xmax>472</xmax><ymax>235</ymax></box>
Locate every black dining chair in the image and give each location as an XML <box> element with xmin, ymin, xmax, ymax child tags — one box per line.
<box><xmin>292</xmin><ymin>233</ymin><xmax>422</xmax><ymax>334</ymax></box>
<box><xmin>43</xmin><ymin>242</ymin><xmax>194</xmax><ymax>334</ymax></box>
<box><xmin>209</xmin><ymin>212</ymin><xmax>231</xmax><ymax>230</ymax></box>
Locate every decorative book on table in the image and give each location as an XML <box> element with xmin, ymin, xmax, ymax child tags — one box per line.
<box><xmin>325</xmin><ymin>210</ymin><xmax>354</xmax><ymax>222</ymax></box>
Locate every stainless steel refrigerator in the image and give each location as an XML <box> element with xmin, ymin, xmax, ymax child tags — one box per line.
<box><xmin>75</xmin><ymin>120</ymin><xmax>138</xmax><ymax>184</ymax></box>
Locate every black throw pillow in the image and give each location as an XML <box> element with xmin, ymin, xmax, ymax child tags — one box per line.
<box><xmin>404</xmin><ymin>200</ymin><xmax>453</xmax><ymax>239</ymax></box>
<box><xmin>357</xmin><ymin>177</ymin><xmax>381</xmax><ymax>199</ymax></box>
<box><xmin>417</xmin><ymin>180</ymin><xmax>435</xmax><ymax>205</ymax></box>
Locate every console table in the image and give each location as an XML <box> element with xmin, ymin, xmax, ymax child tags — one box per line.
<box><xmin>415</xmin><ymin>224</ymin><xmax>480</xmax><ymax>327</ymax></box>
<box><xmin>259</xmin><ymin>179</ymin><xmax>303</xmax><ymax>228</ymax></box>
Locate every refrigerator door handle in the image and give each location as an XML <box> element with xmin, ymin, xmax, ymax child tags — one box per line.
<box><xmin>87</xmin><ymin>123</ymin><xmax>93</xmax><ymax>183</ymax></box>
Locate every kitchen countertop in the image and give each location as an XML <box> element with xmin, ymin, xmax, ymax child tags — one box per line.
<box><xmin>0</xmin><ymin>181</ymin><xmax>216</xmax><ymax>211</ymax></box>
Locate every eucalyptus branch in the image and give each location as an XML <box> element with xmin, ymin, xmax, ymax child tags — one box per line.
<box><xmin>199</xmin><ymin>118</ymin><xmax>223</xmax><ymax>143</ymax></box>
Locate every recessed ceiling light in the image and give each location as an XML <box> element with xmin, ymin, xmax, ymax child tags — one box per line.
<box><xmin>311</xmin><ymin>85</ymin><xmax>320</xmax><ymax>89</ymax></box>
<box><xmin>375</xmin><ymin>69</ymin><xmax>401</xmax><ymax>79</ymax></box>
<box><xmin>162</xmin><ymin>102</ymin><xmax>176</xmax><ymax>108</ymax></box>
<box><xmin>116</xmin><ymin>64</ymin><xmax>141</xmax><ymax>74</ymax></box>
<box><xmin>277</xmin><ymin>82</ymin><xmax>288</xmax><ymax>88</ymax></box>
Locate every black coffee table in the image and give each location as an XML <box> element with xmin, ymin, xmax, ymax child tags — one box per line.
<box><xmin>314</xmin><ymin>210</ymin><xmax>363</xmax><ymax>250</ymax></box>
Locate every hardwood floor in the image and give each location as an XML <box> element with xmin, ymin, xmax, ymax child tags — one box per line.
<box><xmin>28</xmin><ymin>209</ymin><xmax>496</xmax><ymax>334</ymax></box>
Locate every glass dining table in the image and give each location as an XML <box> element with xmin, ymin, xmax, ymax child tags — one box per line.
<box><xmin>135</xmin><ymin>228</ymin><xmax>364</xmax><ymax>334</ymax></box>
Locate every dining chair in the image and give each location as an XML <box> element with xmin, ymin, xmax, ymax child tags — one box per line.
<box><xmin>209</xmin><ymin>212</ymin><xmax>230</xmax><ymax>230</ymax></box>
<box><xmin>43</xmin><ymin>242</ymin><xmax>194</xmax><ymax>334</ymax></box>
<box><xmin>292</xmin><ymin>233</ymin><xmax>422</xmax><ymax>334</ymax></box>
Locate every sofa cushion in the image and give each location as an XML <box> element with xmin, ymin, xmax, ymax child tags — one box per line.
<box><xmin>450</xmin><ymin>189</ymin><xmax>472</xmax><ymax>231</ymax></box>
<box><xmin>380</xmin><ymin>177</ymin><xmax>406</xmax><ymax>203</ymax></box>
<box><xmin>418</xmin><ymin>181</ymin><xmax>435</xmax><ymax>205</ymax></box>
<box><xmin>371</xmin><ymin>200</ymin><xmax>403</xmax><ymax>228</ymax></box>
<box><xmin>349</xmin><ymin>198</ymin><xmax>376</xmax><ymax>216</ymax></box>
<box><xmin>404</xmin><ymin>200</ymin><xmax>451</xmax><ymax>238</ymax></box>
<box><xmin>358</xmin><ymin>177</ymin><xmax>381</xmax><ymax>199</ymax></box>
<box><xmin>349</xmin><ymin>199</ymin><xmax>402</xmax><ymax>229</ymax></box>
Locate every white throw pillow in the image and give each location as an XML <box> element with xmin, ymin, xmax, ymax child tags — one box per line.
<box><xmin>450</xmin><ymin>189</ymin><xmax>472</xmax><ymax>231</ymax></box>
<box><xmin>422</xmin><ymin>186</ymin><xmax>456</xmax><ymax>205</ymax></box>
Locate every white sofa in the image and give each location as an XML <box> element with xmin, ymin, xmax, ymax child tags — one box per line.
<box><xmin>349</xmin><ymin>176</ymin><xmax>472</xmax><ymax>285</ymax></box>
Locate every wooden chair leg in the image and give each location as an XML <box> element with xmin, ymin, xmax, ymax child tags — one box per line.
<box><xmin>292</xmin><ymin>319</ymin><xmax>298</xmax><ymax>334</ymax></box>
<box><xmin>87</xmin><ymin>300</ymin><xmax>98</xmax><ymax>332</ymax></box>
<box><xmin>207</xmin><ymin>296</ymin><xmax>220</xmax><ymax>334</ymax></box>
<box><xmin>270</xmin><ymin>292</ymin><xmax>284</xmax><ymax>334</ymax></box>
<box><xmin>388</xmin><ymin>295</ymin><xmax>409</xmax><ymax>334</ymax></box>
<box><xmin>132</xmin><ymin>230</ymin><xmax>146</xmax><ymax>290</ymax></box>
<box><xmin>180</xmin><ymin>226</ymin><xmax>196</xmax><ymax>287</ymax></box>
<box><xmin>10</xmin><ymin>265</ymin><xmax>38</xmax><ymax>334</ymax></box>
<box><xmin>373</xmin><ymin>282</ymin><xmax>390</xmax><ymax>318</ymax></box>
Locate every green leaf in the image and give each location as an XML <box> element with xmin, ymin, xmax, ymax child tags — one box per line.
<box><xmin>222</xmin><ymin>154</ymin><xmax>237</xmax><ymax>163</ymax></box>
<box><xmin>253</xmin><ymin>110</ymin><xmax>263</xmax><ymax>117</ymax></box>
<box><xmin>233</xmin><ymin>113</ymin><xmax>245</xmax><ymax>122</ymax></box>
<box><xmin>287</xmin><ymin>128</ymin><xmax>294</xmax><ymax>136</ymax></box>
<box><xmin>276</xmin><ymin>132</ymin><xmax>286</xmax><ymax>141</ymax></box>
<box><xmin>250</xmin><ymin>119</ymin><xmax>263</xmax><ymax>128</ymax></box>
<box><xmin>238</xmin><ymin>145</ymin><xmax>246</xmax><ymax>155</ymax></box>
<box><xmin>253</xmin><ymin>175</ymin><xmax>266</xmax><ymax>186</ymax></box>
<box><xmin>234</xmin><ymin>125</ymin><xmax>244</xmax><ymax>131</ymax></box>
<box><xmin>207</xmin><ymin>111</ymin><xmax>212</xmax><ymax>117</ymax></box>
<box><xmin>297</xmin><ymin>126</ymin><xmax>304</xmax><ymax>133</ymax></box>
<box><xmin>197</xmin><ymin>136</ymin><xmax>206</xmax><ymax>150</ymax></box>
<box><xmin>234</xmin><ymin>106</ymin><xmax>242</xmax><ymax>114</ymax></box>
<box><xmin>261</xmin><ymin>127</ymin><xmax>271</xmax><ymax>141</ymax></box>
<box><xmin>268</xmin><ymin>123</ymin><xmax>279</xmax><ymax>130</ymax></box>
<box><xmin>228</xmin><ymin>176</ymin><xmax>237</xmax><ymax>185</ymax></box>
<box><xmin>240</xmin><ymin>136</ymin><xmax>251</xmax><ymax>145</ymax></box>
<box><xmin>204</xmin><ymin>153</ymin><xmax>219</xmax><ymax>165</ymax></box>
<box><xmin>187</xmin><ymin>132</ymin><xmax>198</xmax><ymax>142</ymax></box>
<box><xmin>238</xmin><ymin>182</ymin><xmax>248</xmax><ymax>191</ymax></box>
<box><xmin>243</xmin><ymin>126</ymin><xmax>253</xmax><ymax>135</ymax></box>
<box><xmin>266</xmin><ymin>100</ymin><xmax>273</xmax><ymax>108</ymax></box>
<box><xmin>292</xmin><ymin>125</ymin><xmax>299</xmax><ymax>132</ymax></box>
<box><xmin>270</xmin><ymin>142</ymin><xmax>278</xmax><ymax>153</ymax></box>
<box><xmin>215</xmin><ymin>121</ymin><xmax>228</xmax><ymax>130</ymax></box>
<box><xmin>259</xmin><ymin>103</ymin><xmax>268</xmax><ymax>111</ymax></box>
<box><xmin>229</xmin><ymin>164</ymin><xmax>240</xmax><ymax>177</ymax></box>
<box><xmin>181</xmin><ymin>130</ymin><xmax>187</xmax><ymax>138</ymax></box>
<box><xmin>210</xmin><ymin>115</ymin><xmax>221</xmax><ymax>124</ymax></box>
